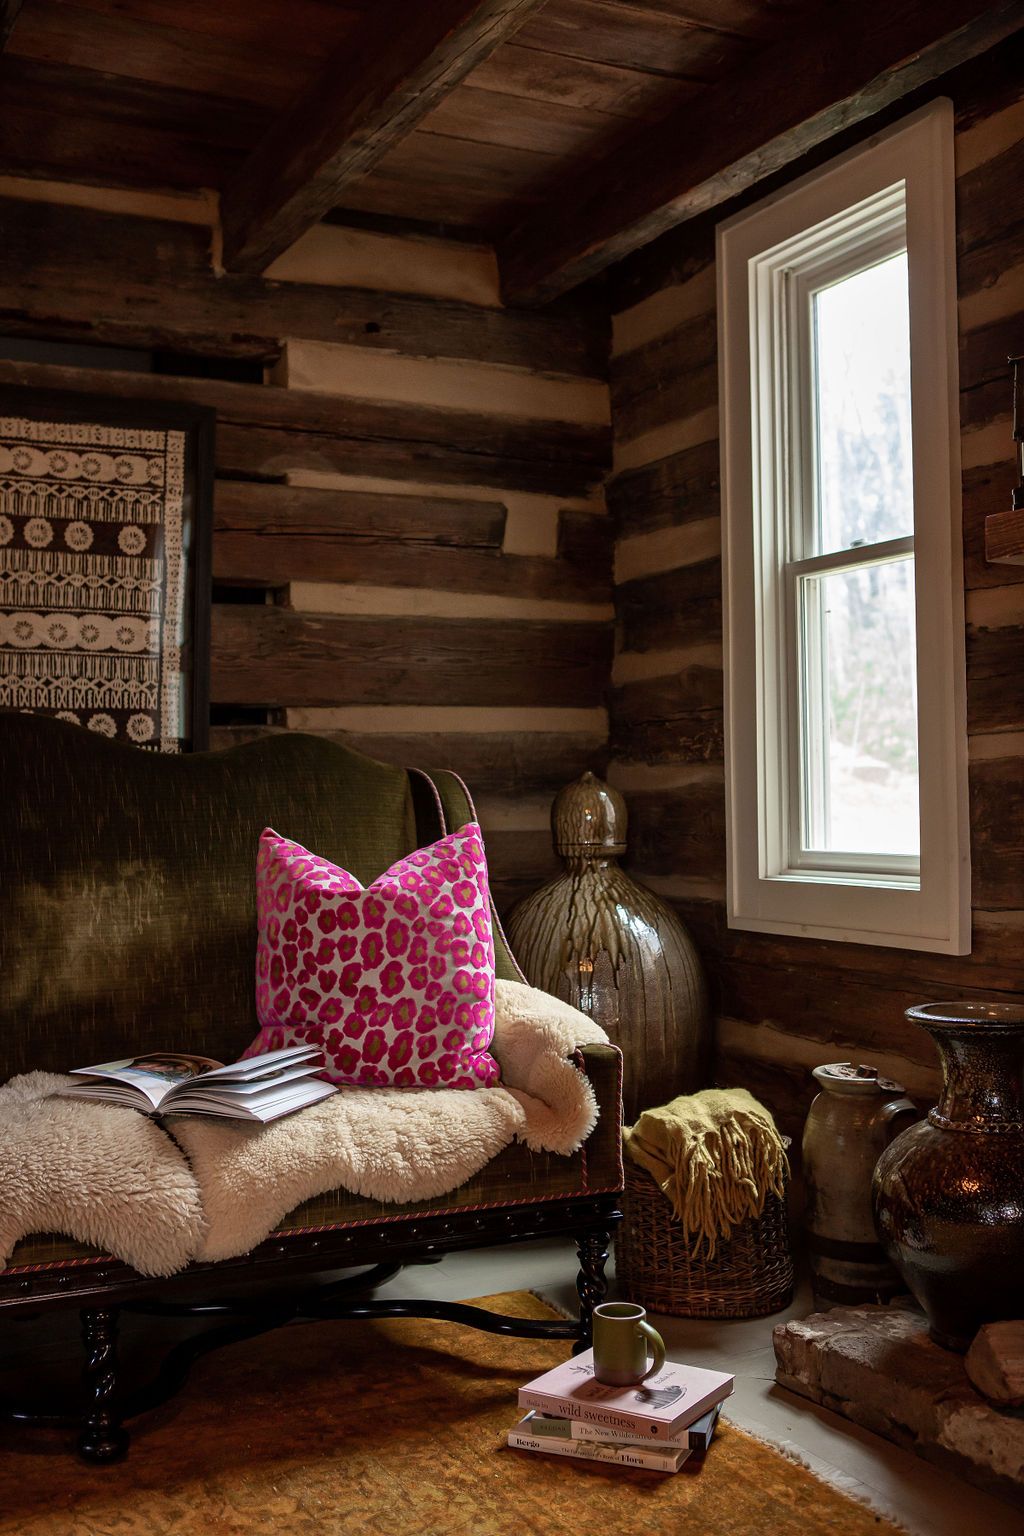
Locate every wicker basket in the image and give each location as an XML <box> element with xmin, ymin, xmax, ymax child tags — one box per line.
<box><xmin>614</xmin><ymin>1156</ymin><xmax>795</xmax><ymax>1319</ymax></box>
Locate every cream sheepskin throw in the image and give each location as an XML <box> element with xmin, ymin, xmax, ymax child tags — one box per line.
<box><xmin>0</xmin><ymin>1072</ymin><xmax>204</xmax><ymax>1277</ymax></box>
<box><xmin>169</xmin><ymin>979</ymin><xmax>609</xmax><ymax>1261</ymax></box>
<box><xmin>0</xmin><ymin>981</ymin><xmax>610</xmax><ymax>1274</ymax></box>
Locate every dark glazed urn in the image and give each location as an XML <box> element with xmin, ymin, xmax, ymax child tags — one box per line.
<box><xmin>872</xmin><ymin>1001</ymin><xmax>1024</xmax><ymax>1351</ymax></box>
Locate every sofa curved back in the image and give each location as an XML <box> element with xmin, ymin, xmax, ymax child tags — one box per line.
<box><xmin>0</xmin><ymin>713</ymin><xmax>517</xmax><ymax>1080</ymax></box>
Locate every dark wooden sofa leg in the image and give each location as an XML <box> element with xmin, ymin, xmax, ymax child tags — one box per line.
<box><xmin>77</xmin><ymin>1308</ymin><xmax>129</xmax><ymax>1463</ymax></box>
<box><xmin>573</xmin><ymin>1226</ymin><xmax>611</xmax><ymax>1354</ymax></box>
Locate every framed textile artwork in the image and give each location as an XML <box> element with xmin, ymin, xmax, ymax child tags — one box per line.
<box><xmin>0</xmin><ymin>386</ymin><xmax>214</xmax><ymax>751</ymax></box>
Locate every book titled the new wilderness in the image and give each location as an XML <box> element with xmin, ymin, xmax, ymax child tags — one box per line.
<box><xmin>518</xmin><ymin>1350</ymin><xmax>733</xmax><ymax>1443</ymax></box>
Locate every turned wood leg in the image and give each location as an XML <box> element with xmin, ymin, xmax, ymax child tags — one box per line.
<box><xmin>77</xmin><ymin>1308</ymin><xmax>129</xmax><ymax>1463</ymax></box>
<box><xmin>573</xmin><ymin>1227</ymin><xmax>610</xmax><ymax>1355</ymax></box>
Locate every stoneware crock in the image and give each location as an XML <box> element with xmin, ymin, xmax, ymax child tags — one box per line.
<box><xmin>872</xmin><ymin>1001</ymin><xmax>1024</xmax><ymax>1351</ymax></box>
<box><xmin>803</xmin><ymin>1062</ymin><xmax>918</xmax><ymax>1306</ymax></box>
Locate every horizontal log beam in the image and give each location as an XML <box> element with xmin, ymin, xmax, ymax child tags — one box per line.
<box><xmin>609</xmin><ymin>224</ymin><xmax>716</xmax><ymax>324</ymax></box>
<box><xmin>610</xmin><ymin>311</ymin><xmax>717</xmax><ymax>445</ymax></box>
<box><xmin>623</xmin><ymin>782</ymin><xmax>726</xmax><ymax>881</ymax></box>
<box><xmin>956</xmin><ymin>126</ymin><xmax>1024</xmax><ymax>292</ymax></box>
<box><xmin>215</xmin><ymin>481</ymin><xmax>505</xmax><ymax>551</ymax></box>
<box><xmin>211</xmin><ymin>724</ymin><xmax>605</xmax><ymax>800</ymax></box>
<box><xmin>713</xmin><ymin>1047</ymin><xmax>818</xmax><ymax>1142</ymax></box>
<box><xmin>611</xmin><ymin>669</ymin><xmax>724</xmax><ymax>764</ymax></box>
<box><xmin>959</xmin><ymin>305</ymin><xmax>1024</xmax><ymax>401</ymax></box>
<box><xmin>719</xmin><ymin>955</ymin><xmax>974</xmax><ymax>1068</ymax></box>
<box><xmin>221</xmin><ymin>0</ymin><xmax>542</xmax><ymax>274</ymax></box>
<box><xmin>213</xmin><ymin>426</ymin><xmax>599</xmax><ymax>498</ymax></box>
<box><xmin>499</xmin><ymin>0</ymin><xmax>1024</xmax><ymax>304</ymax></box>
<box><xmin>0</xmin><ymin>358</ymin><xmax>609</xmax><ymax>497</ymax></box>
<box><xmin>210</xmin><ymin>606</ymin><xmax>612</xmax><ymax>709</ymax></box>
<box><xmin>607</xmin><ymin>437</ymin><xmax>721</xmax><ymax>542</ymax></box>
<box><xmin>213</xmin><ymin>534</ymin><xmax>608</xmax><ymax>605</ymax></box>
<box><xmin>684</xmin><ymin>898</ymin><xmax>1024</xmax><ymax>997</ymax></box>
<box><xmin>970</xmin><ymin>754</ymin><xmax>1024</xmax><ymax>906</ymax></box>
<box><xmin>556</xmin><ymin>508</ymin><xmax>613</xmax><ymax>569</ymax></box>
<box><xmin>484</xmin><ymin>829</ymin><xmax>561</xmax><ymax>915</ymax></box>
<box><xmin>617</xmin><ymin>558</ymin><xmax>723</xmax><ymax>652</ymax></box>
<box><xmin>211</xmin><ymin>480</ymin><xmax>612</xmax><ymax>601</ymax></box>
<box><xmin>0</xmin><ymin>355</ymin><xmax>591</xmax><ymax>449</ymax></box>
<box><xmin>0</xmin><ymin>197</ymin><xmax>606</xmax><ymax>378</ymax></box>
<box><xmin>967</xmin><ymin>622</ymin><xmax>1024</xmax><ymax>733</ymax></box>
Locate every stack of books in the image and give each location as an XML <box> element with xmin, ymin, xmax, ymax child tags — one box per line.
<box><xmin>506</xmin><ymin>1349</ymin><xmax>734</xmax><ymax>1474</ymax></box>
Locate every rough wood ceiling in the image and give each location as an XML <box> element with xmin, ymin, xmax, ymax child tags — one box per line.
<box><xmin>0</xmin><ymin>0</ymin><xmax>1021</xmax><ymax>301</ymax></box>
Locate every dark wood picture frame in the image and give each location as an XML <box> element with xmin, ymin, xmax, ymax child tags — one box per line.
<box><xmin>0</xmin><ymin>385</ymin><xmax>214</xmax><ymax>750</ymax></box>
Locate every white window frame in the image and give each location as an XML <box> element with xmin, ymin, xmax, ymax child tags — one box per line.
<box><xmin>718</xmin><ymin>101</ymin><xmax>969</xmax><ymax>954</ymax></box>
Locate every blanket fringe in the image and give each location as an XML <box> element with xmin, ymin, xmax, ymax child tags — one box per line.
<box><xmin>668</xmin><ymin>1120</ymin><xmax>787</xmax><ymax>1258</ymax></box>
<box><xmin>626</xmin><ymin>1090</ymin><xmax>788</xmax><ymax>1259</ymax></box>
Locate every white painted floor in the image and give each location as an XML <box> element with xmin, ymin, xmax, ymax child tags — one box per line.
<box><xmin>374</xmin><ymin>1235</ymin><xmax>1022</xmax><ymax>1536</ymax></box>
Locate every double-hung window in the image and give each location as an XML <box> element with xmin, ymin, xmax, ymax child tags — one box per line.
<box><xmin>718</xmin><ymin>102</ymin><xmax>969</xmax><ymax>952</ymax></box>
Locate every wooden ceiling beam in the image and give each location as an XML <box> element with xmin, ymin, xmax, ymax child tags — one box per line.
<box><xmin>1</xmin><ymin>0</ymin><xmax>24</xmax><ymax>51</ymax></box>
<box><xmin>499</xmin><ymin>0</ymin><xmax>1024</xmax><ymax>306</ymax></box>
<box><xmin>220</xmin><ymin>0</ymin><xmax>542</xmax><ymax>274</ymax></box>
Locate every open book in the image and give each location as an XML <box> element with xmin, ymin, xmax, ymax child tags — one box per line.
<box><xmin>62</xmin><ymin>1045</ymin><xmax>336</xmax><ymax>1123</ymax></box>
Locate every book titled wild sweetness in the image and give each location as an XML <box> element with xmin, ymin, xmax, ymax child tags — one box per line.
<box><xmin>61</xmin><ymin>1045</ymin><xmax>336</xmax><ymax>1123</ymax></box>
<box><xmin>517</xmin><ymin>1349</ymin><xmax>733</xmax><ymax>1444</ymax></box>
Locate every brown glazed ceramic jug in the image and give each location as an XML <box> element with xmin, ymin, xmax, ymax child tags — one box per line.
<box><xmin>505</xmin><ymin>771</ymin><xmax>710</xmax><ymax>1124</ymax></box>
<box><xmin>872</xmin><ymin>1001</ymin><xmax>1024</xmax><ymax>1351</ymax></box>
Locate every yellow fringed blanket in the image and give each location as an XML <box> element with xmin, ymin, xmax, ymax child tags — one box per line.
<box><xmin>623</xmin><ymin>1088</ymin><xmax>788</xmax><ymax>1256</ymax></box>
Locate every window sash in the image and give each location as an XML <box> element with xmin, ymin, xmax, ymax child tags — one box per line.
<box><xmin>787</xmin><ymin>534</ymin><xmax>914</xmax><ymax>581</ymax></box>
<box><xmin>787</xmin><ymin>546</ymin><xmax>919</xmax><ymax>878</ymax></box>
<box><xmin>776</xmin><ymin>196</ymin><xmax>907</xmax><ymax>575</ymax></box>
<box><xmin>767</xmin><ymin>196</ymin><xmax>918</xmax><ymax>883</ymax></box>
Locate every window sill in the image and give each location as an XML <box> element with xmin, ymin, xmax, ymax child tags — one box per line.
<box><xmin>767</xmin><ymin>869</ymin><xmax>920</xmax><ymax>893</ymax></box>
<box><xmin>726</xmin><ymin>904</ymin><xmax>969</xmax><ymax>955</ymax></box>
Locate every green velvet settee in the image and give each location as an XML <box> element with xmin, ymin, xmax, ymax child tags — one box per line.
<box><xmin>0</xmin><ymin>713</ymin><xmax>623</xmax><ymax>1461</ymax></box>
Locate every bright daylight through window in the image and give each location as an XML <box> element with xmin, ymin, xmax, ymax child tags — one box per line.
<box><xmin>801</xmin><ymin>250</ymin><xmax>917</xmax><ymax>864</ymax></box>
<box><xmin>718</xmin><ymin>103</ymin><xmax>969</xmax><ymax>953</ymax></box>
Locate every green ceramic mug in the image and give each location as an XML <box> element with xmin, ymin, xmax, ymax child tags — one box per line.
<box><xmin>591</xmin><ymin>1301</ymin><xmax>666</xmax><ymax>1386</ymax></box>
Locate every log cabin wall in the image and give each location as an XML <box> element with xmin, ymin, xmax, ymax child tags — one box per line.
<box><xmin>605</xmin><ymin>45</ymin><xmax>1024</xmax><ymax>1137</ymax></box>
<box><xmin>0</xmin><ymin>187</ymin><xmax>613</xmax><ymax>911</ymax></box>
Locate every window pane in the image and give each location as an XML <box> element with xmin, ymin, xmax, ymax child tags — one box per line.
<box><xmin>814</xmin><ymin>253</ymin><xmax>913</xmax><ymax>554</ymax></box>
<box><xmin>800</xmin><ymin>557</ymin><xmax>919</xmax><ymax>856</ymax></box>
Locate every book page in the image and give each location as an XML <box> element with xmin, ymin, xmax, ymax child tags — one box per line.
<box><xmin>199</xmin><ymin>1045</ymin><xmax>323</xmax><ymax>1082</ymax></box>
<box><xmin>71</xmin><ymin>1052</ymin><xmax>223</xmax><ymax>1108</ymax></box>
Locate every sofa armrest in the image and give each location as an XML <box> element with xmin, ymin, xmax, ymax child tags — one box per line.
<box><xmin>573</xmin><ymin>1042</ymin><xmax>624</xmax><ymax>1193</ymax></box>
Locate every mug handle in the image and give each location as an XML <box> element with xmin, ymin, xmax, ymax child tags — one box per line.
<box><xmin>637</xmin><ymin>1321</ymin><xmax>666</xmax><ymax>1381</ymax></box>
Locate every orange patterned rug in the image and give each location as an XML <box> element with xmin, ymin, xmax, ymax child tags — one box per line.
<box><xmin>0</xmin><ymin>1292</ymin><xmax>902</xmax><ymax>1536</ymax></box>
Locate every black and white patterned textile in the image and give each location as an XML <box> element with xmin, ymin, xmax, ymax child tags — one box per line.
<box><xmin>0</xmin><ymin>412</ymin><xmax>189</xmax><ymax>751</ymax></box>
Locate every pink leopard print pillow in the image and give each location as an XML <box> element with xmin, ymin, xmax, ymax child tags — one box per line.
<box><xmin>243</xmin><ymin>822</ymin><xmax>501</xmax><ymax>1089</ymax></box>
